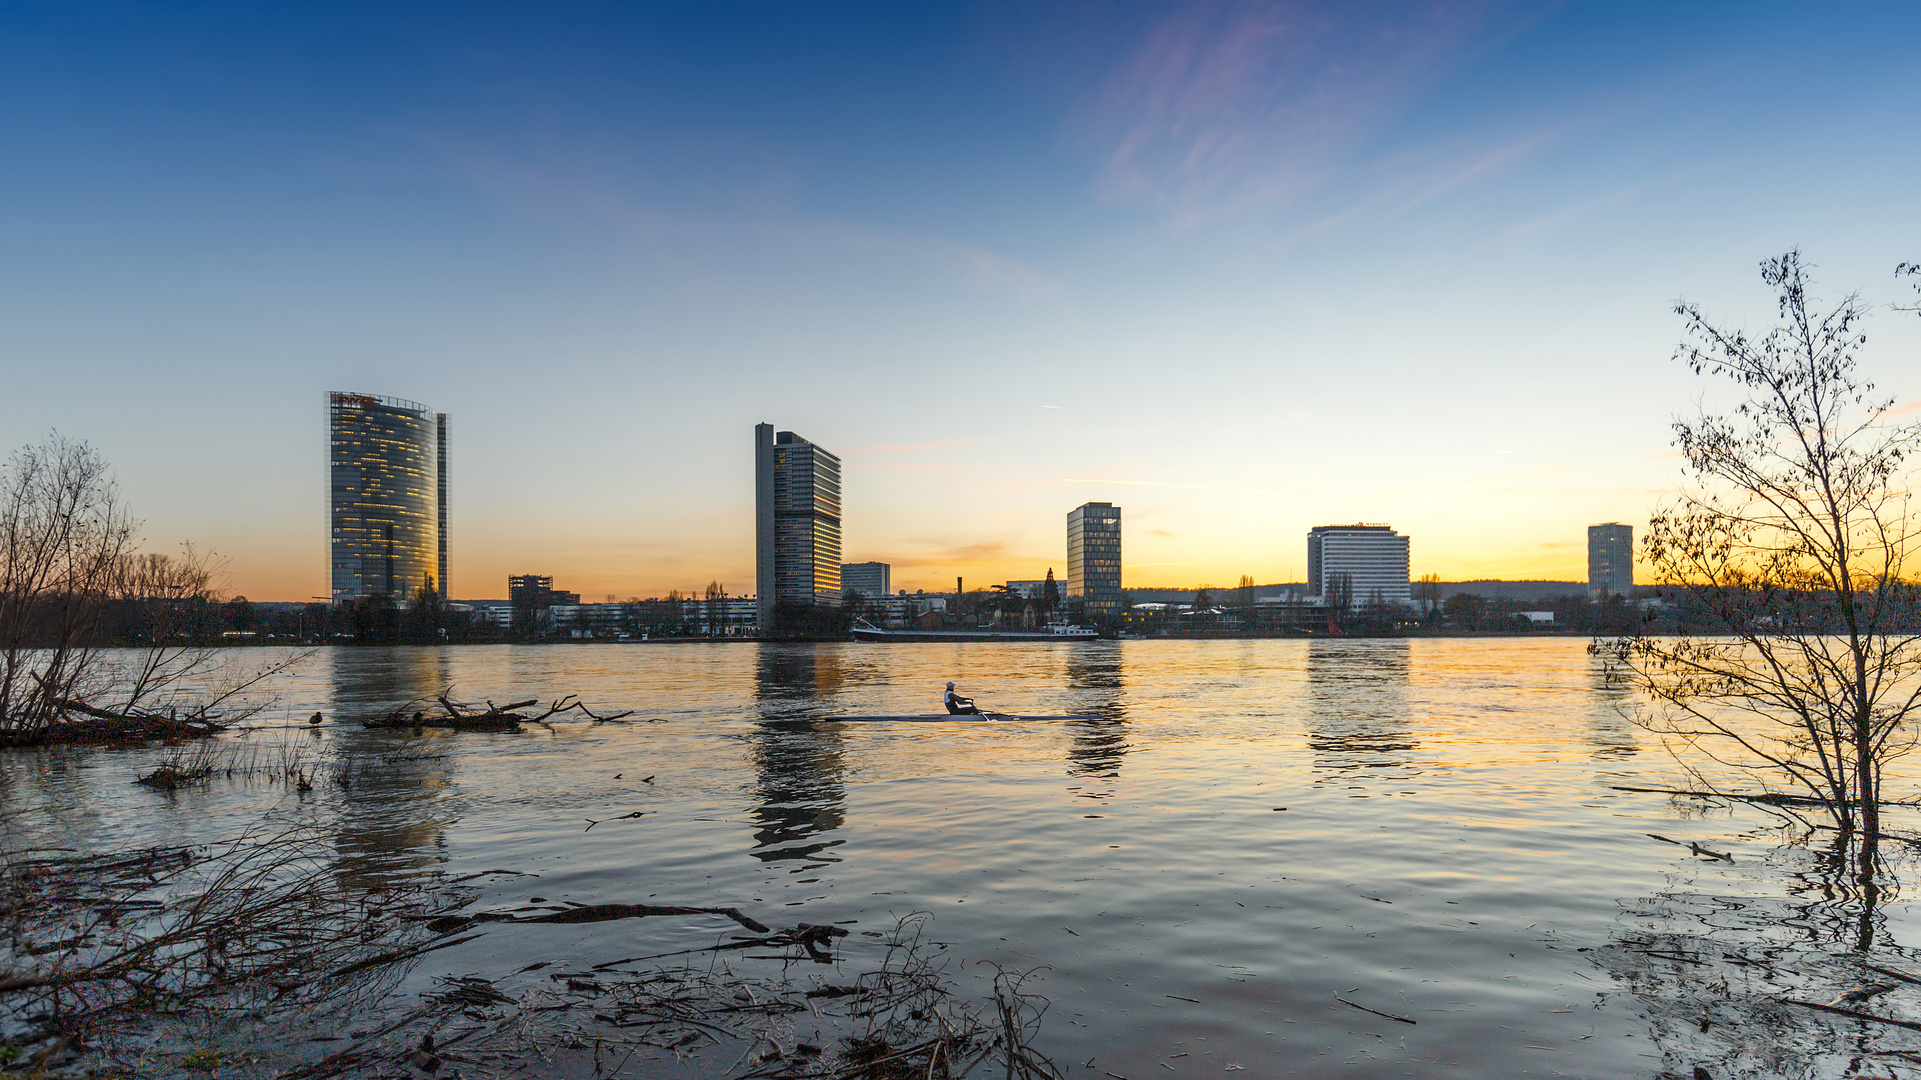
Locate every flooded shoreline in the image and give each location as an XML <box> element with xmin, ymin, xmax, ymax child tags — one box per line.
<box><xmin>7</xmin><ymin>639</ymin><xmax>1921</xmax><ymax>1077</ymax></box>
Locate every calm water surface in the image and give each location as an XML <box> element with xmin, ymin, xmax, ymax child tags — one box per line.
<box><xmin>9</xmin><ymin>638</ymin><xmax>1920</xmax><ymax>1078</ymax></box>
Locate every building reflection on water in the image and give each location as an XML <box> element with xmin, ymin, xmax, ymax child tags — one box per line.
<box><xmin>1064</xmin><ymin>644</ymin><xmax>1128</xmax><ymax>780</ymax></box>
<box><xmin>1583</xmin><ymin>647</ymin><xmax>1640</xmax><ymax>759</ymax></box>
<box><xmin>1303</xmin><ymin>639</ymin><xmax>1417</xmax><ymax>779</ymax></box>
<box><xmin>747</xmin><ymin>644</ymin><xmax>847</xmax><ymax>867</ymax></box>
<box><xmin>327</xmin><ymin>647</ymin><xmax>459</xmax><ymax>884</ymax></box>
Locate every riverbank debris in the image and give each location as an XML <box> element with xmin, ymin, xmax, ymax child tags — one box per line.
<box><xmin>1</xmin><ymin>831</ymin><xmax>1068</xmax><ymax>1080</ymax></box>
<box><xmin>1785</xmin><ymin>998</ymin><xmax>1921</xmax><ymax>1033</ymax></box>
<box><xmin>134</xmin><ymin>764</ymin><xmax>211</xmax><ymax>790</ymax></box>
<box><xmin>1830</xmin><ymin>981</ymin><xmax>1899</xmax><ymax>1006</ymax></box>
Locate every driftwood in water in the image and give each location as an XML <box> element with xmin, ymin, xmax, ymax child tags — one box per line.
<box><xmin>427</xmin><ymin>902</ymin><xmax>773</xmax><ymax>936</ymax></box>
<box><xmin>35</xmin><ymin>696</ymin><xmax>225</xmax><ymax>745</ymax></box>
<box><xmin>362</xmin><ymin>691</ymin><xmax>635</xmax><ymax>733</ymax></box>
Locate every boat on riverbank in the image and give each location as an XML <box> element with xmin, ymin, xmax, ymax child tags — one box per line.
<box><xmin>849</xmin><ymin>619</ymin><xmax>1101</xmax><ymax>642</ymax></box>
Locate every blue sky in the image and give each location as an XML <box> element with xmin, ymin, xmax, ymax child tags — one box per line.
<box><xmin>3</xmin><ymin>1</ymin><xmax>1918</xmax><ymax>599</ymax></box>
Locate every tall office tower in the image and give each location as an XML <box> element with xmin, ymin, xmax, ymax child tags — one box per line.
<box><xmin>840</xmin><ymin>562</ymin><xmax>890</xmax><ymax>598</ymax></box>
<box><xmin>1067</xmin><ymin>502</ymin><xmax>1123</xmax><ymax>619</ymax></box>
<box><xmin>1306</xmin><ymin>524</ymin><xmax>1410</xmax><ymax>608</ymax></box>
<box><xmin>328</xmin><ymin>392</ymin><xmax>448</xmax><ymax>603</ymax></box>
<box><xmin>1587</xmin><ymin>523</ymin><xmax>1634</xmax><ymax>599</ymax></box>
<box><xmin>755</xmin><ymin>424</ymin><xmax>843</xmax><ymax>633</ymax></box>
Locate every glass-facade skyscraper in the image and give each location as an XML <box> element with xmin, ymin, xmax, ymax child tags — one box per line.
<box><xmin>1067</xmin><ymin>502</ymin><xmax>1123</xmax><ymax>619</ymax></box>
<box><xmin>1587</xmin><ymin>523</ymin><xmax>1633</xmax><ymax>599</ymax></box>
<box><xmin>755</xmin><ymin>423</ymin><xmax>842</xmax><ymax>633</ymax></box>
<box><xmin>328</xmin><ymin>392</ymin><xmax>447</xmax><ymax>604</ymax></box>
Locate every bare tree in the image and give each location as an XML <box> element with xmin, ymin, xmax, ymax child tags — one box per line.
<box><xmin>0</xmin><ymin>435</ymin><xmax>138</xmax><ymax>743</ymax></box>
<box><xmin>83</xmin><ymin>545</ymin><xmax>300</xmax><ymax>729</ymax></box>
<box><xmin>0</xmin><ymin>435</ymin><xmax>303</xmax><ymax>743</ymax></box>
<box><xmin>1413</xmin><ymin>572</ymin><xmax>1443</xmax><ymax>615</ymax></box>
<box><xmin>1595</xmin><ymin>252</ymin><xmax>1921</xmax><ymax>892</ymax></box>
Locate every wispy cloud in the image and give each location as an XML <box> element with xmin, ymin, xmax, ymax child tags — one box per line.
<box><xmin>884</xmin><ymin>540</ymin><xmax>1036</xmax><ymax>568</ymax></box>
<box><xmin>1060</xmin><ymin>476</ymin><xmax>1208</xmax><ymax>489</ymax></box>
<box><xmin>1081</xmin><ymin>0</ymin><xmax>1523</xmax><ymax>227</ymax></box>
<box><xmin>1291</xmin><ymin>123</ymin><xmax>1564</xmax><ymax>239</ymax></box>
<box><xmin>845</xmin><ymin>439</ymin><xmax>982</xmax><ymax>455</ymax></box>
<box><xmin>417</xmin><ymin>128</ymin><xmax>1066</xmax><ymax>302</ymax></box>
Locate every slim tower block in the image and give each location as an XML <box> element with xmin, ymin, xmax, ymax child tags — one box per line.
<box><xmin>1587</xmin><ymin>523</ymin><xmax>1634</xmax><ymax>599</ymax></box>
<box><xmin>1067</xmin><ymin>502</ymin><xmax>1123</xmax><ymax>619</ymax></box>
<box><xmin>755</xmin><ymin>424</ymin><xmax>842</xmax><ymax>634</ymax></box>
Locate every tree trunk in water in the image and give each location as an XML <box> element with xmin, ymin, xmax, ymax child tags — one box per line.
<box><xmin>1857</xmin><ymin>708</ymin><xmax>1879</xmax><ymax>887</ymax></box>
<box><xmin>1857</xmin><ymin>879</ymin><xmax>1879</xmax><ymax>953</ymax></box>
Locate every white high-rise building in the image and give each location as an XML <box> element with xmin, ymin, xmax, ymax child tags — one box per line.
<box><xmin>1307</xmin><ymin>524</ymin><xmax>1410</xmax><ymax>609</ymax></box>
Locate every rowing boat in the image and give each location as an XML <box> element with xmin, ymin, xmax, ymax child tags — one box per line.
<box><xmin>810</xmin><ymin>714</ymin><xmax>1097</xmax><ymax>723</ymax></box>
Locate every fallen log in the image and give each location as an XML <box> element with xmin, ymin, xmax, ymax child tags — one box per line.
<box><xmin>1335</xmin><ymin>996</ymin><xmax>1416</xmax><ymax>1025</ymax></box>
<box><xmin>426</xmin><ymin>902</ymin><xmax>772</xmax><ymax>936</ymax></box>
<box><xmin>1612</xmin><ymin>785</ymin><xmax>1921</xmax><ymax>809</ymax></box>
<box><xmin>1784</xmin><ymin>998</ymin><xmax>1921</xmax><ymax>1033</ymax></box>
<box><xmin>361</xmin><ymin>691</ymin><xmax>635</xmax><ymax>733</ymax></box>
<box><xmin>47</xmin><ymin>714</ymin><xmax>224</xmax><ymax>745</ymax></box>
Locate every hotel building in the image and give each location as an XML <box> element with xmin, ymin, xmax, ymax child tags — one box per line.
<box><xmin>1306</xmin><ymin>524</ymin><xmax>1410</xmax><ymax>608</ymax></box>
<box><xmin>328</xmin><ymin>392</ymin><xmax>447</xmax><ymax>603</ymax></box>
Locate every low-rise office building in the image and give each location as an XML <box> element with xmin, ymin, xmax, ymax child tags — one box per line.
<box><xmin>841</xmin><ymin>562</ymin><xmax>890</xmax><ymax>599</ymax></box>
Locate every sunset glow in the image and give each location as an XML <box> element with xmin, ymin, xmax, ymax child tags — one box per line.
<box><xmin>3</xmin><ymin>2</ymin><xmax>1917</xmax><ymax>599</ymax></box>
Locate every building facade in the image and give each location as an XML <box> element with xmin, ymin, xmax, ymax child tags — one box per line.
<box><xmin>1306</xmin><ymin>524</ymin><xmax>1410</xmax><ymax>608</ymax></box>
<box><xmin>755</xmin><ymin>423</ymin><xmax>843</xmax><ymax>632</ymax></box>
<box><xmin>840</xmin><ymin>561</ymin><xmax>890</xmax><ymax>599</ymax></box>
<box><xmin>1067</xmin><ymin>502</ymin><xmax>1123</xmax><ymax>619</ymax></box>
<box><xmin>328</xmin><ymin>392</ymin><xmax>447</xmax><ymax>603</ymax></box>
<box><xmin>1587</xmin><ymin>523</ymin><xmax>1634</xmax><ymax>599</ymax></box>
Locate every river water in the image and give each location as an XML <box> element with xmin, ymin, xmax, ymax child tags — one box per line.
<box><xmin>8</xmin><ymin>638</ymin><xmax>1921</xmax><ymax>1078</ymax></box>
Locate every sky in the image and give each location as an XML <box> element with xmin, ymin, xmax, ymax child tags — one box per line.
<box><xmin>2</xmin><ymin>0</ymin><xmax>1919</xmax><ymax>601</ymax></box>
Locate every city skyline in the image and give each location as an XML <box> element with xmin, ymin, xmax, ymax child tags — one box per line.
<box><xmin>4</xmin><ymin>4</ymin><xmax>1918</xmax><ymax>601</ymax></box>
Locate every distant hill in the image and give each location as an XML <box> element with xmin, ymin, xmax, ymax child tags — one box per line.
<box><xmin>1125</xmin><ymin>581</ymin><xmax>1591</xmax><ymax>605</ymax></box>
<box><xmin>1438</xmin><ymin>580</ymin><xmax>1587</xmax><ymax>601</ymax></box>
<box><xmin>1127</xmin><ymin>584</ymin><xmax>1306</xmax><ymax>604</ymax></box>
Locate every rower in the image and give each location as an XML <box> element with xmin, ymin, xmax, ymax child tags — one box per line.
<box><xmin>943</xmin><ymin>682</ymin><xmax>980</xmax><ymax>715</ymax></box>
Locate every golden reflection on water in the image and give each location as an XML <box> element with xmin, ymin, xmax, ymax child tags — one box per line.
<box><xmin>13</xmin><ymin>638</ymin><xmax>1921</xmax><ymax>1078</ymax></box>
